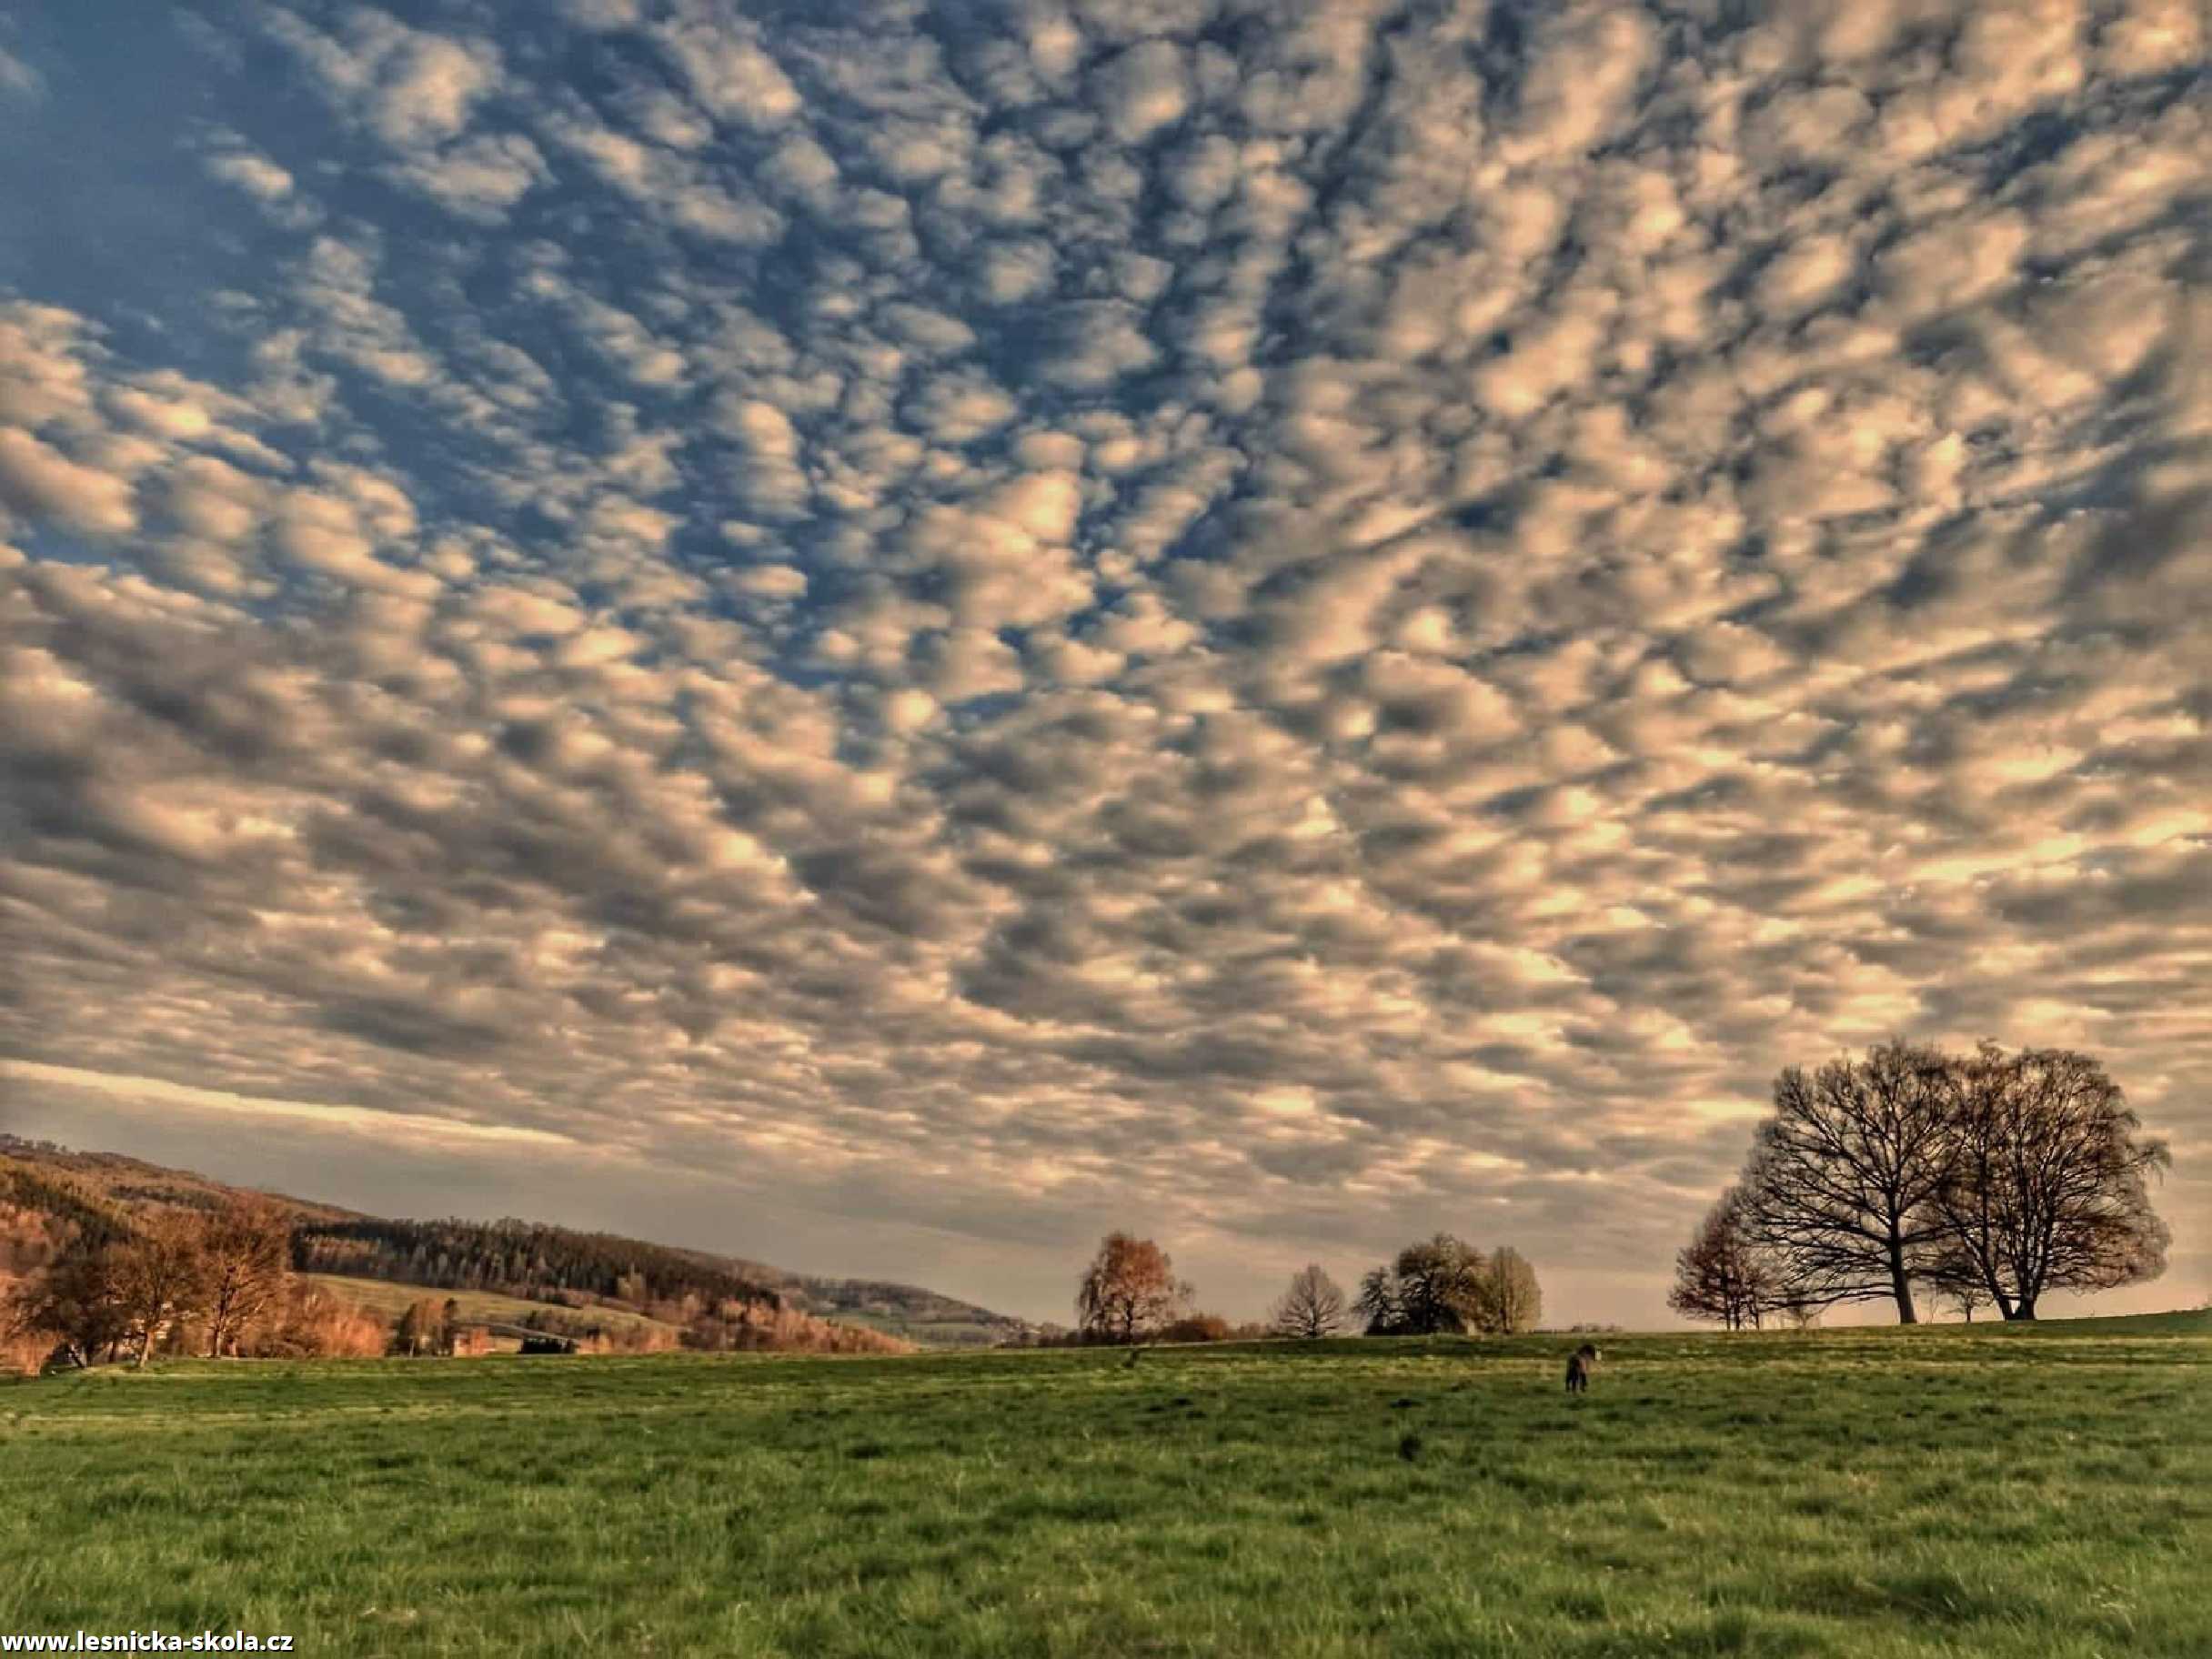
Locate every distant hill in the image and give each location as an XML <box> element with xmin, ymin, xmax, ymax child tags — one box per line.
<box><xmin>699</xmin><ymin>1253</ymin><xmax>1035</xmax><ymax>1349</ymax></box>
<box><xmin>0</xmin><ymin>1135</ymin><xmax>1034</xmax><ymax>1349</ymax></box>
<box><xmin>291</xmin><ymin>1212</ymin><xmax>789</xmax><ymax>1325</ymax></box>
<box><xmin>0</xmin><ymin>1138</ymin><xmax>359</xmax><ymax>1226</ymax></box>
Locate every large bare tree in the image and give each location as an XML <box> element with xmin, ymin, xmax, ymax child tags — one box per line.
<box><xmin>1927</xmin><ymin>1045</ymin><xmax>2170</xmax><ymax>1321</ymax></box>
<box><xmin>108</xmin><ymin>1212</ymin><xmax>210</xmax><ymax>1368</ymax></box>
<box><xmin>1740</xmin><ymin>1042</ymin><xmax>1956</xmax><ymax>1322</ymax></box>
<box><xmin>1075</xmin><ymin>1232</ymin><xmax>1189</xmax><ymax>1344</ymax></box>
<box><xmin>1719</xmin><ymin>1041</ymin><xmax>2173</xmax><ymax>1326</ymax></box>
<box><xmin>1269</xmin><ymin>1263</ymin><xmax>1346</xmax><ymax>1339</ymax></box>
<box><xmin>1668</xmin><ymin>1188</ymin><xmax>1778</xmax><ymax>1331</ymax></box>
<box><xmin>200</xmin><ymin>1200</ymin><xmax>294</xmax><ymax>1358</ymax></box>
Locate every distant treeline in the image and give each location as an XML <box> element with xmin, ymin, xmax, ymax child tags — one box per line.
<box><xmin>292</xmin><ymin>1217</ymin><xmax>784</xmax><ymax>1322</ymax></box>
<box><xmin>4</xmin><ymin>1158</ymin><xmax>914</xmax><ymax>1370</ymax></box>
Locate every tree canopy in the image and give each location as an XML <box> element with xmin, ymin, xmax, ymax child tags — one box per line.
<box><xmin>1074</xmin><ymin>1232</ymin><xmax>1190</xmax><ymax>1343</ymax></box>
<box><xmin>1355</xmin><ymin>1235</ymin><xmax>1543</xmax><ymax>1335</ymax></box>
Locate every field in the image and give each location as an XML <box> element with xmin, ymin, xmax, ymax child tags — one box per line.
<box><xmin>2</xmin><ymin>1317</ymin><xmax>2207</xmax><ymax>1657</ymax></box>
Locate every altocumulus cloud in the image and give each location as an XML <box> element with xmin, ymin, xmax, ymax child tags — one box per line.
<box><xmin>0</xmin><ymin>0</ymin><xmax>2207</xmax><ymax>1322</ymax></box>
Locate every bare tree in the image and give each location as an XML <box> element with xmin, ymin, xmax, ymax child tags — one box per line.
<box><xmin>1075</xmin><ymin>1232</ymin><xmax>1189</xmax><ymax>1344</ymax></box>
<box><xmin>1480</xmin><ymin>1246</ymin><xmax>1543</xmax><ymax>1334</ymax></box>
<box><xmin>1920</xmin><ymin>1222</ymin><xmax>1996</xmax><ymax>1325</ymax></box>
<box><xmin>1775</xmin><ymin>1292</ymin><xmax>1824</xmax><ymax>1332</ymax></box>
<box><xmin>1270</xmin><ymin>1263</ymin><xmax>1346</xmax><ymax>1339</ymax></box>
<box><xmin>1937</xmin><ymin>1279</ymin><xmax>1987</xmax><ymax>1323</ymax></box>
<box><xmin>1928</xmin><ymin>1045</ymin><xmax>2170</xmax><ymax>1321</ymax></box>
<box><xmin>1741</xmin><ymin>1042</ymin><xmax>1956</xmax><ymax>1322</ymax></box>
<box><xmin>1717</xmin><ymin>1041</ymin><xmax>2173</xmax><ymax>1325</ymax></box>
<box><xmin>1668</xmin><ymin>1188</ymin><xmax>1778</xmax><ymax>1331</ymax></box>
<box><xmin>108</xmin><ymin>1212</ymin><xmax>210</xmax><ymax>1368</ymax></box>
<box><xmin>1354</xmin><ymin>1264</ymin><xmax>1403</xmax><ymax>1334</ymax></box>
<box><xmin>200</xmin><ymin>1201</ymin><xmax>293</xmax><ymax>1358</ymax></box>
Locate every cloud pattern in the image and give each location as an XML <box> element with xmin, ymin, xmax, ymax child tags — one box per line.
<box><xmin>1</xmin><ymin>0</ymin><xmax>2207</xmax><ymax>1321</ymax></box>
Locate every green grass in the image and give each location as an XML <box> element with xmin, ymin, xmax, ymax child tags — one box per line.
<box><xmin>2</xmin><ymin>1318</ymin><xmax>2207</xmax><ymax>1656</ymax></box>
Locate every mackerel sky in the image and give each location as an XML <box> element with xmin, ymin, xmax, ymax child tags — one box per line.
<box><xmin>1</xmin><ymin>0</ymin><xmax>2206</xmax><ymax>1325</ymax></box>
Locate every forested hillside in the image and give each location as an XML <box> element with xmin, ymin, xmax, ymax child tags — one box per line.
<box><xmin>0</xmin><ymin>1138</ymin><xmax>1023</xmax><ymax>1350</ymax></box>
<box><xmin>0</xmin><ymin>1159</ymin><xmax>135</xmax><ymax>1276</ymax></box>
<box><xmin>294</xmin><ymin>1216</ymin><xmax>784</xmax><ymax>1322</ymax></box>
<box><xmin>0</xmin><ymin>1138</ymin><xmax>355</xmax><ymax>1222</ymax></box>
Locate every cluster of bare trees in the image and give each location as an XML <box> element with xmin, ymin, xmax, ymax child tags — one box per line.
<box><xmin>1071</xmin><ymin>1232</ymin><xmax>1543</xmax><ymax>1345</ymax></box>
<box><xmin>3</xmin><ymin>1199</ymin><xmax>374</xmax><ymax>1367</ymax></box>
<box><xmin>1674</xmin><ymin>1043</ymin><xmax>2171</xmax><ymax>1327</ymax></box>
<box><xmin>1353</xmin><ymin>1237</ymin><xmax>1542</xmax><ymax>1335</ymax></box>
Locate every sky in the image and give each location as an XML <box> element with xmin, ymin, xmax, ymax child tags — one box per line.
<box><xmin>0</xmin><ymin>0</ymin><xmax>2207</xmax><ymax>1330</ymax></box>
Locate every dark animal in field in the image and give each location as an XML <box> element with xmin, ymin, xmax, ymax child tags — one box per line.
<box><xmin>1564</xmin><ymin>1342</ymin><xmax>1601</xmax><ymax>1393</ymax></box>
<box><xmin>1124</xmin><ymin>1344</ymin><xmax>1142</xmax><ymax>1368</ymax></box>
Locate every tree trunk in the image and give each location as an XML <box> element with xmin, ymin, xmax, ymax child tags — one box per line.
<box><xmin>2006</xmin><ymin>1300</ymin><xmax>2036</xmax><ymax>1321</ymax></box>
<box><xmin>1887</xmin><ymin>1239</ymin><xmax>1917</xmax><ymax>1323</ymax></box>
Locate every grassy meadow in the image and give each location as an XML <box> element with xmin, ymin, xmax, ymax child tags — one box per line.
<box><xmin>2</xmin><ymin>1315</ymin><xmax>2207</xmax><ymax>1657</ymax></box>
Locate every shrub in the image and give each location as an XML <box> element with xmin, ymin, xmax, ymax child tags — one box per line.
<box><xmin>246</xmin><ymin>1283</ymin><xmax>388</xmax><ymax>1359</ymax></box>
<box><xmin>1158</xmin><ymin>1313</ymin><xmax>1233</xmax><ymax>1343</ymax></box>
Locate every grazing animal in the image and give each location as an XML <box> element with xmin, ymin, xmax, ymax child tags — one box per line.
<box><xmin>1564</xmin><ymin>1342</ymin><xmax>1601</xmax><ymax>1394</ymax></box>
<box><xmin>1123</xmin><ymin>1344</ymin><xmax>1143</xmax><ymax>1369</ymax></box>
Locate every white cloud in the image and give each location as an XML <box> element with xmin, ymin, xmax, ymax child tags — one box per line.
<box><xmin>1</xmin><ymin>0</ymin><xmax>2206</xmax><ymax>1327</ymax></box>
<box><xmin>388</xmin><ymin>133</ymin><xmax>548</xmax><ymax>220</ymax></box>
<box><xmin>0</xmin><ymin>428</ymin><xmax>136</xmax><ymax>536</ymax></box>
<box><xmin>1096</xmin><ymin>40</ymin><xmax>1190</xmax><ymax>146</ymax></box>
<box><xmin>0</xmin><ymin>45</ymin><xmax>41</xmax><ymax>101</ymax></box>
<box><xmin>206</xmin><ymin>150</ymin><xmax>294</xmax><ymax>201</ymax></box>
<box><xmin>655</xmin><ymin>22</ymin><xmax>800</xmax><ymax>130</ymax></box>
<box><xmin>266</xmin><ymin>8</ymin><xmax>502</xmax><ymax>150</ymax></box>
